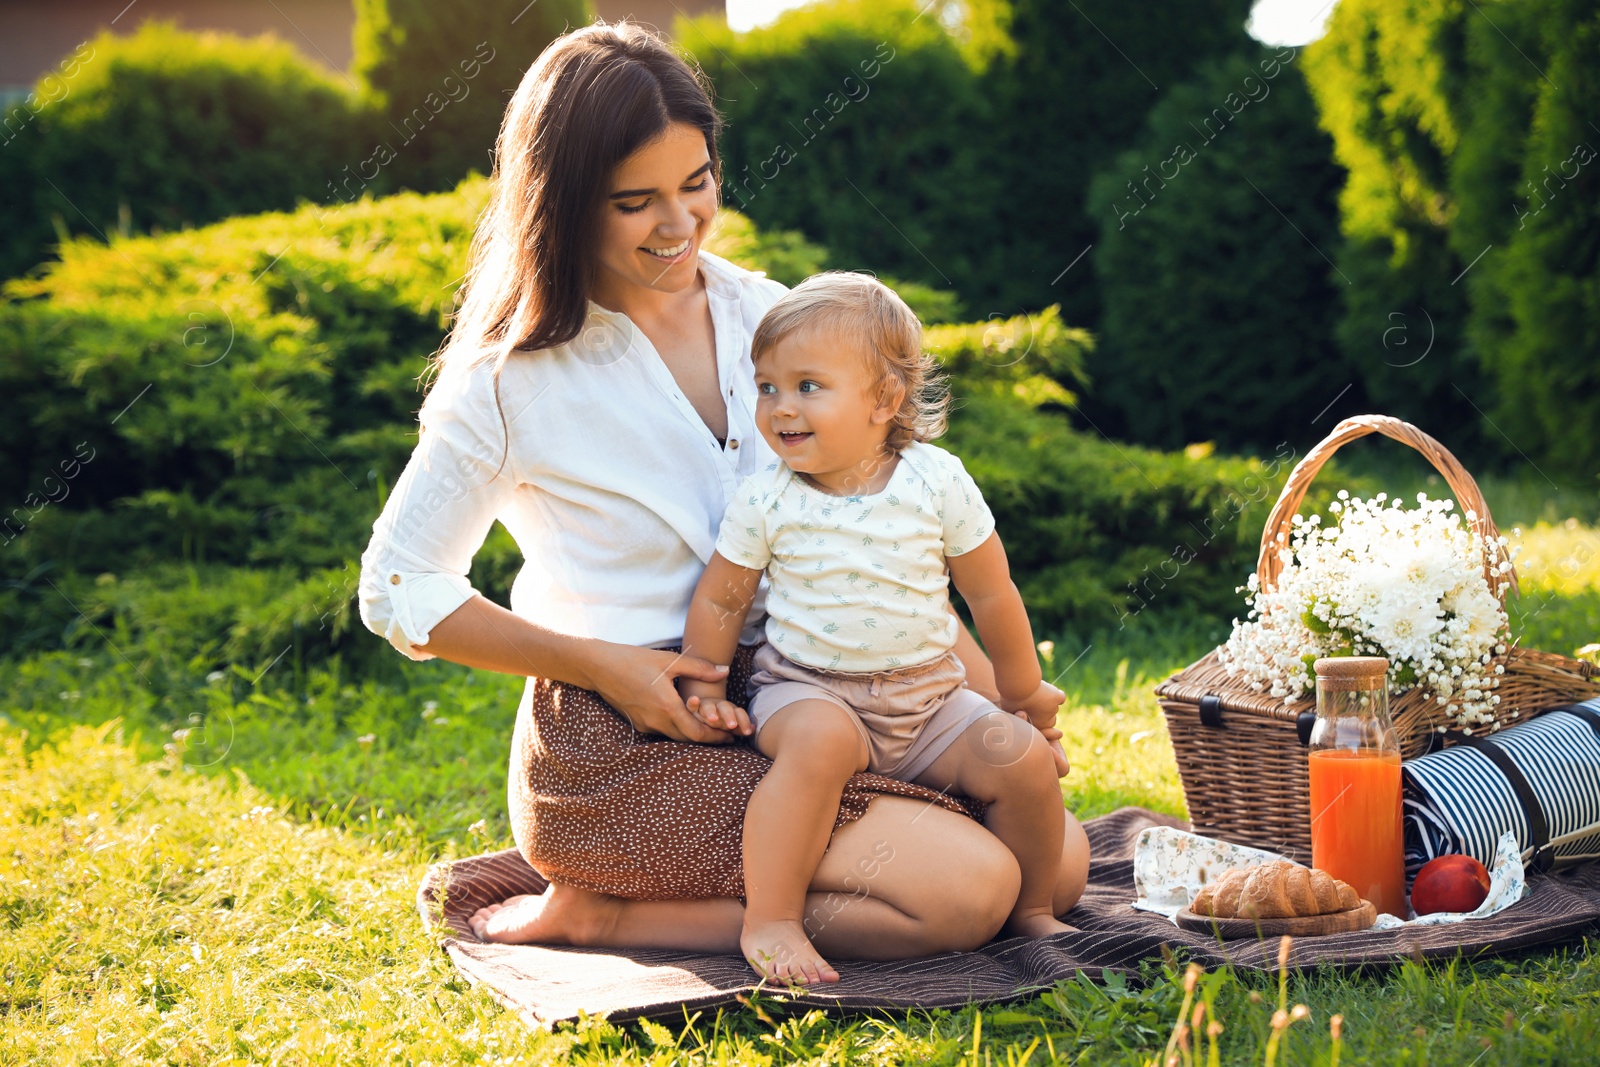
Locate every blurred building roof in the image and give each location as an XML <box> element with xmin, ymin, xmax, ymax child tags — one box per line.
<box><xmin>0</xmin><ymin>0</ymin><xmax>725</xmax><ymax>99</ymax></box>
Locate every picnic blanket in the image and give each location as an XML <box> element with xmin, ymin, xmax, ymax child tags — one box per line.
<box><xmin>418</xmin><ymin>807</ymin><xmax>1600</xmax><ymax>1028</ymax></box>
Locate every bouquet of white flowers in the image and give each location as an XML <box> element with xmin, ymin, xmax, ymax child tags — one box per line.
<box><xmin>1218</xmin><ymin>491</ymin><xmax>1516</xmax><ymax>732</ymax></box>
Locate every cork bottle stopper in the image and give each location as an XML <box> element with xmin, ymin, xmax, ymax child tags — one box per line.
<box><xmin>1314</xmin><ymin>656</ymin><xmax>1390</xmax><ymax>692</ymax></box>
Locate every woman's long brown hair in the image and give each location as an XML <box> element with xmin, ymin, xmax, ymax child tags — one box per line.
<box><xmin>427</xmin><ymin>20</ymin><xmax>724</xmax><ymax>402</ymax></box>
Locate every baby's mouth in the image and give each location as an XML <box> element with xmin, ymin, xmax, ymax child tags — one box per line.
<box><xmin>777</xmin><ymin>431</ymin><xmax>813</xmax><ymax>447</ymax></box>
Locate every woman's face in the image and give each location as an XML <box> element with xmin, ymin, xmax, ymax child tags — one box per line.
<box><xmin>593</xmin><ymin>122</ymin><xmax>718</xmax><ymax>302</ymax></box>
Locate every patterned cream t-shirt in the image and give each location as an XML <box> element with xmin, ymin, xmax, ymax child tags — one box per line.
<box><xmin>713</xmin><ymin>441</ymin><xmax>996</xmax><ymax>672</ymax></box>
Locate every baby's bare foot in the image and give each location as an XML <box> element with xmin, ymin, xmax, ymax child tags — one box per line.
<box><xmin>740</xmin><ymin>919</ymin><xmax>839</xmax><ymax>985</ymax></box>
<box><xmin>466</xmin><ymin>884</ymin><xmax>619</xmax><ymax>946</ymax></box>
<box><xmin>1003</xmin><ymin>909</ymin><xmax>1077</xmax><ymax>939</ymax></box>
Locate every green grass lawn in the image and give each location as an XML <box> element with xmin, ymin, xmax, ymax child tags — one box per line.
<box><xmin>2</xmin><ymin>519</ymin><xmax>1598</xmax><ymax>1064</ymax></box>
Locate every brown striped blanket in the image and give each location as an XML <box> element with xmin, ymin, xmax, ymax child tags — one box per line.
<box><xmin>418</xmin><ymin>808</ymin><xmax>1600</xmax><ymax>1028</ymax></box>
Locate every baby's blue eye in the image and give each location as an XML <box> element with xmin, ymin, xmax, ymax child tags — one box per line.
<box><xmin>758</xmin><ymin>382</ymin><xmax>775</xmax><ymax>395</ymax></box>
<box><xmin>799</xmin><ymin>380</ymin><xmax>820</xmax><ymax>393</ymax></box>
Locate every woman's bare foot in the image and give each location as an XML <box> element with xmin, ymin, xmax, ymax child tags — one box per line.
<box><xmin>1003</xmin><ymin>909</ymin><xmax>1077</xmax><ymax>939</ymax></box>
<box><xmin>466</xmin><ymin>883</ymin><xmax>622</xmax><ymax>946</ymax></box>
<box><xmin>740</xmin><ymin>918</ymin><xmax>840</xmax><ymax>985</ymax></box>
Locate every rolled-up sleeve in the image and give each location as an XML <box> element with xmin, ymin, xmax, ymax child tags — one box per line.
<box><xmin>358</xmin><ymin>362</ymin><xmax>517</xmax><ymax>661</ymax></box>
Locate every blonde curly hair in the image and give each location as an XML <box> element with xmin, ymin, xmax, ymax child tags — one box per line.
<box><xmin>750</xmin><ymin>272</ymin><xmax>948</xmax><ymax>452</ymax></box>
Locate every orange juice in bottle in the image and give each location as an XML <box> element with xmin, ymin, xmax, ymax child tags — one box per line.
<box><xmin>1307</xmin><ymin>656</ymin><xmax>1407</xmax><ymax>917</ymax></box>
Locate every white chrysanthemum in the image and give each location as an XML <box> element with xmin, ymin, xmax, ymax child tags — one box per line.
<box><xmin>1217</xmin><ymin>492</ymin><xmax>1510</xmax><ymax>729</ymax></box>
<box><xmin>1363</xmin><ymin>592</ymin><xmax>1444</xmax><ymax>663</ymax></box>
<box><xmin>1454</xmin><ymin>582</ymin><xmax>1505</xmax><ymax>644</ymax></box>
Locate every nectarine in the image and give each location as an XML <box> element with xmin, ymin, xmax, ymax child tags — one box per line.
<box><xmin>1410</xmin><ymin>854</ymin><xmax>1491</xmax><ymax>916</ymax></box>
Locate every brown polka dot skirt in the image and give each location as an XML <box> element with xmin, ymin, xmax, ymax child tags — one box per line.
<box><xmin>507</xmin><ymin>642</ymin><xmax>985</xmax><ymax>900</ymax></box>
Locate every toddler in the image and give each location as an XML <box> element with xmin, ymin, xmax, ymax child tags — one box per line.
<box><xmin>678</xmin><ymin>272</ymin><xmax>1071</xmax><ymax>986</ymax></box>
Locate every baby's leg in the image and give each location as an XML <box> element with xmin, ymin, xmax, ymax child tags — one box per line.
<box><xmin>910</xmin><ymin>711</ymin><xmax>1070</xmax><ymax>938</ymax></box>
<box><xmin>744</xmin><ymin>698</ymin><xmax>870</xmax><ymax>984</ymax></box>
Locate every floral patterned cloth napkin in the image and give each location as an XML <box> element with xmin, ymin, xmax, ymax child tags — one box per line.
<box><xmin>1130</xmin><ymin>825</ymin><xmax>1526</xmax><ymax>927</ymax></box>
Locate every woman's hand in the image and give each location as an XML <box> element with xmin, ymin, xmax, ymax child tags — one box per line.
<box><xmin>580</xmin><ymin>642</ymin><xmax>742</xmax><ymax>744</ymax></box>
<box><xmin>1032</xmin><ymin>721</ymin><xmax>1071</xmax><ymax>778</ymax></box>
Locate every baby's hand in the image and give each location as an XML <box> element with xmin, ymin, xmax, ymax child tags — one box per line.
<box><xmin>999</xmin><ymin>679</ymin><xmax>1066</xmax><ymax>732</ymax></box>
<box><xmin>686</xmin><ymin>694</ymin><xmax>754</xmax><ymax>737</ymax></box>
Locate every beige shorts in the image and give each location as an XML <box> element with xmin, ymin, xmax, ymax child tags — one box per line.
<box><xmin>745</xmin><ymin>641</ymin><xmax>1003</xmax><ymax>782</ymax></box>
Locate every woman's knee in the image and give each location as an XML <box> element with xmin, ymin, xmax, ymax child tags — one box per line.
<box><xmin>925</xmin><ymin>830</ymin><xmax>1020</xmax><ymax>950</ymax></box>
<box><xmin>1052</xmin><ymin>810</ymin><xmax>1092</xmax><ymax>917</ymax></box>
<box><xmin>824</xmin><ymin>797</ymin><xmax>1020</xmax><ymax>951</ymax></box>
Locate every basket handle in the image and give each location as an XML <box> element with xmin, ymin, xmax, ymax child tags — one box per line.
<box><xmin>1257</xmin><ymin>414</ymin><xmax>1519</xmax><ymax>602</ymax></box>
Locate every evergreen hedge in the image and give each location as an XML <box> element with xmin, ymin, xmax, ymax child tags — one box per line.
<box><xmin>2</xmin><ymin>22</ymin><xmax>365</xmax><ymax>281</ymax></box>
<box><xmin>350</xmin><ymin>0</ymin><xmax>592</xmax><ymax>194</ymax></box>
<box><xmin>2</xmin><ymin>2</ymin><xmax>587</xmax><ymax>282</ymax></box>
<box><xmin>2</xmin><ymin>178</ymin><xmax>1293</xmax><ymax>673</ymax></box>
<box><xmin>1084</xmin><ymin>50</ymin><xmax>1349</xmax><ymax>452</ymax></box>
<box><xmin>975</xmin><ymin>0</ymin><xmax>1256</xmax><ymax>321</ymax></box>
<box><xmin>1302</xmin><ymin>0</ymin><xmax>1600</xmax><ymax>478</ymax></box>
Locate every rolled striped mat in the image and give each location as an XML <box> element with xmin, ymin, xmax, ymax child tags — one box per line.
<box><xmin>1404</xmin><ymin>700</ymin><xmax>1600</xmax><ymax>878</ymax></box>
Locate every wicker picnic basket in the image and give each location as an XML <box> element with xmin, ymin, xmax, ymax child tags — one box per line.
<box><xmin>1155</xmin><ymin>414</ymin><xmax>1600</xmax><ymax>859</ymax></box>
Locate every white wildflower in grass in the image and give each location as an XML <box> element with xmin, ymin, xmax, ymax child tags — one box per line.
<box><xmin>1218</xmin><ymin>493</ymin><xmax>1513</xmax><ymax>730</ymax></box>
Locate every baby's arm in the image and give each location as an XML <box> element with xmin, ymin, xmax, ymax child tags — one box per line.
<box><xmin>679</xmin><ymin>551</ymin><xmax>764</xmax><ymax>735</ymax></box>
<box><xmin>946</xmin><ymin>532</ymin><xmax>1039</xmax><ymax>703</ymax></box>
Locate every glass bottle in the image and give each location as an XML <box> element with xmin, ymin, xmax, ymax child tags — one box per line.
<box><xmin>1307</xmin><ymin>655</ymin><xmax>1407</xmax><ymax>917</ymax></box>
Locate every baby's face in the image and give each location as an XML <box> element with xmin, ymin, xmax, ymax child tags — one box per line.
<box><xmin>753</xmin><ymin>326</ymin><xmax>898</xmax><ymax>493</ymax></box>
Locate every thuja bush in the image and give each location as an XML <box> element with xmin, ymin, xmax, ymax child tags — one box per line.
<box><xmin>2</xmin><ymin>176</ymin><xmax>1298</xmax><ymax>674</ymax></box>
<box><xmin>2</xmin><ymin>21</ymin><xmax>366</xmax><ymax>280</ymax></box>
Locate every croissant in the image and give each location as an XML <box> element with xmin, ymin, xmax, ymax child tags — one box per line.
<box><xmin>1191</xmin><ymin>861</ymin><xmax>1361</xmax><ymax>919</ymax></box>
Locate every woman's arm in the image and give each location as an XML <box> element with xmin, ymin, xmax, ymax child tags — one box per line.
<box><xmin>358</xmin><ymin>367</ymin><xmax>735</xmax><ymax>744</ymax></box>
<box><xmin>415</xmin><ymin>596</ymin><xmax>738</xmax><ymax>744</ymax></box>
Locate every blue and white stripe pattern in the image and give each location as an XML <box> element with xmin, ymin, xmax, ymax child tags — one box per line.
<box><xmin>1402</xmin><ymin>699</ymin><xmax>1600</xmax><ymax>879</ymax></box>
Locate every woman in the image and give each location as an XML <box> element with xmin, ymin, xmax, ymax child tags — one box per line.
<box><xmin>357</xmin><ymin>19</ymin><xmax>1090</xmax><ymax>969</ymax></box>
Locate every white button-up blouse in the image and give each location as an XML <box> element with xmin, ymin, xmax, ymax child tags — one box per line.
<box><xmin>357</xmin><ymin>250</ymin><xmax>787</xmax><ymax>661</ymax></box>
